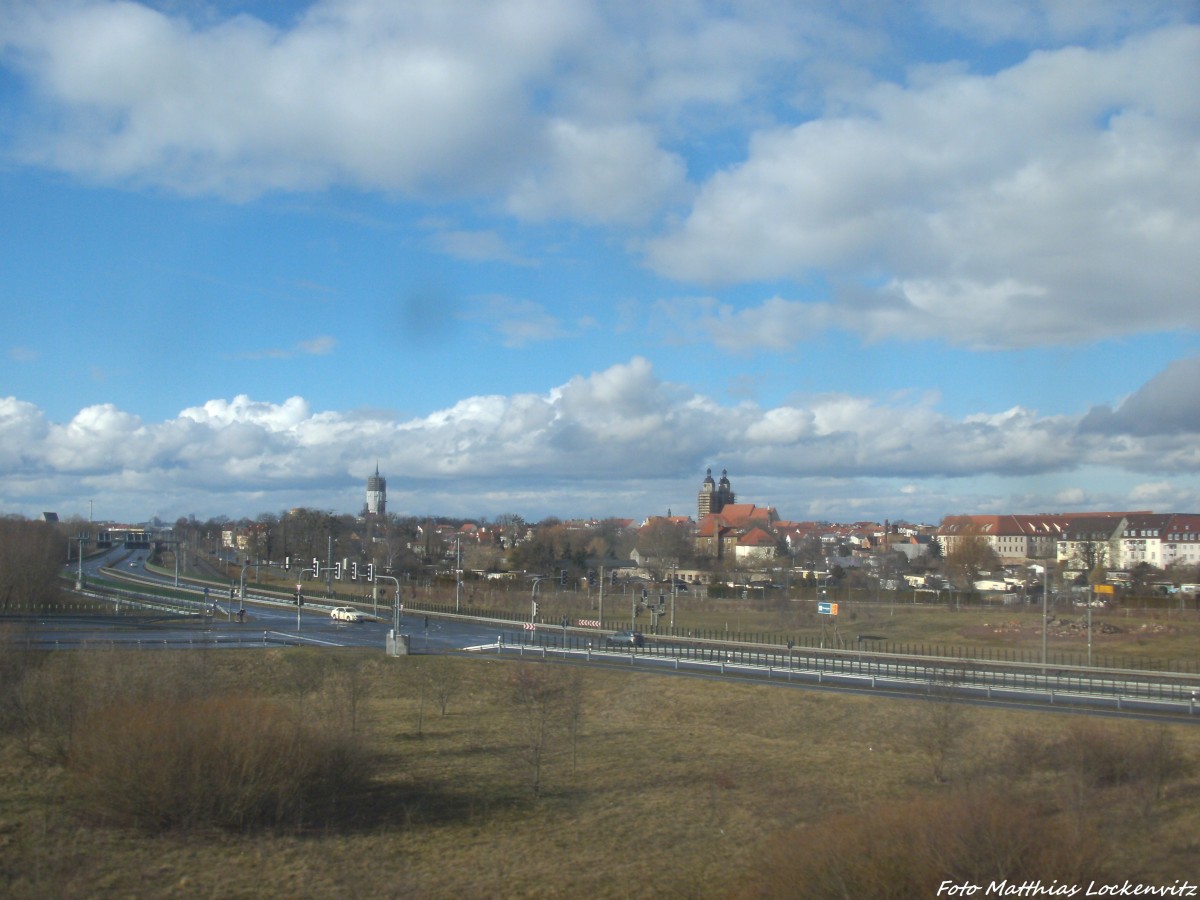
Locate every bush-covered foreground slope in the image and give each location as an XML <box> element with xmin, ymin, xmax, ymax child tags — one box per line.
<box><xmin>1</xmin><ymin>642</ymin><xmax>1198</xmax><ymax>898</ymax></box>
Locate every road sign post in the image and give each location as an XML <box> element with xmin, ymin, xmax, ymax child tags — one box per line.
<box><xmin>817</xmin><ymin>601</ymin><xmax>840</xmax><ymax>648</ymax></box>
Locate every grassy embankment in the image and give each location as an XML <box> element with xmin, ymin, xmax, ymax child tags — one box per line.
<box><xmin>1</xmin><ymin>640</ymin><xmax>1199</xmax><ymax>898</ymax></box>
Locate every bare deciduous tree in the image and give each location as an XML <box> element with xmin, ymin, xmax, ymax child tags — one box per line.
<box><xmin>508</xmin><ymin>663</ymin><xmax>576</xmax><ymax>797</ymax></box>
<box><xmin>910</xmin><ymin>668</ymin><xmax>975</xmax><ymax>783</ymax></box>
<box><xmin>563</xmin><ymin>668</ymin><xmax>586</xmax><ymax>771</ymax></box>
<box><xmin>942</xmin><ymin>535</ymin><xmax>999</xmax><ymax>590</ymax></box>
<box><xmin>426</xmin><ymin>656</ymin><xmax>461</xmax><ymax>717</ymax></box>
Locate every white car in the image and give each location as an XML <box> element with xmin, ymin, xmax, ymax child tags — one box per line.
<box><xmin>330</xmin><ymin>607</ymin><xmax>364</xmax><ymax>623</ymax></box>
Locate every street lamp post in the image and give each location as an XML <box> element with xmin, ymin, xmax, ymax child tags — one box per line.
<box><xmin>156</xmin><ymin>538</ymin><xmax>184</xmax><ymax>588</ymax></box>
<box><xmin>376</xmin><ymin>574</ymin><xmax>401</xmax><ymax>635</ymax></box>
<box><xmin>1042</xmin><ymin>563</ymin><xmax>1051</xmax><ymax>673</ymax></box>
<box><xmin>531</xmin><ymin>576</ymin><xmax>543</xmax><ymax>622</ymax></box>
<box><xmin>598</xmin><ymin>566</ymin><xmax>604</xmax><ymax>628</ymax></box>
<box><xmin>75</xmin><ymin>532</ymin><xmax>87</xmax><ymax>590</ymax></box>
<box><xmin>670</xmin><ymin>562</ymin><xmax>677</xmax><ymax>631</ymax></box>
<box><xmin>1087</xmin><ymin>582</ymin><xmax>1093</xmax><ymax>667</ymax></box>
<box><xmin>239</xmin><ymin>561</ymin><xmax>290</xmax><ymax>619</ymax></box>
<box><xmin>455</xmin><ymin>535</ymin><xmax>462</xmax><ymax>613</ymax></box>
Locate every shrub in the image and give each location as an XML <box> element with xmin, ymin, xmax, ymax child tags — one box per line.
<box><xmin>749</xmin><ymin>788</ymin><xmax>1109</xmax><ymax>898</ymax></box>
<box><xmin>1050</xmin><ymin>720</ymin><xmax>1192</xmax><ymax>801</ymax></box>
<box><xmin>67</xmin><ymin>693</ymin><xmax>370</xmax><ymax>832</ymax></box>
<box><xmin>995</xmin><ymin>725</ymin><xmax>1054</xmax><ymax>777</ymax></box>
<box><xmin>0</xmin><ymin>623</ymin><xmax>42</xmax><ymax>732</ymax></box>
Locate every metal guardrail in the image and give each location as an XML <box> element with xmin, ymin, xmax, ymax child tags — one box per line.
<box><xmin>8</xmin><ymin>631</ymin><xmax>342</xmax><ymax>651</ymax></box>
<box><xmin>501</xmin><ymin>630</ymin><xmax>1200</xmax><ymax>715</ymax></box>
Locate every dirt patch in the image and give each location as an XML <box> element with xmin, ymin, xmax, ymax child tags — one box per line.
<box><xmin>959</xmin><ymin>618</ymin><xmax>1146</xmax><ymax>642</ymax></box>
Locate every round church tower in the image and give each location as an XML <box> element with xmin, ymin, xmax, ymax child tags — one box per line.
<box><xmin>366</xmin><ymin>464</ymin><xmax>387</xmax><ymax>516</ymax></box>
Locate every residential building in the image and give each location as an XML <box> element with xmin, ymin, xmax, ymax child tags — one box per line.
<box><xmin>1058</xmin><ymin>515</ymin><xmax>1126</xmax><ymax>571</ymax></box>
<box><xmin>938</xmin><ymin>514</ymin><xmax>1071</xmax><ymax>562</ymax></box>
<box><xmin>735</xmin><ymin>527</ymin><xmax>777</xmax><ymax>563</ymax></box>
<box><xmin>1160</xmin><ymin>515</ymin><xmax>1200</xmax><ymax>569</ymax></box>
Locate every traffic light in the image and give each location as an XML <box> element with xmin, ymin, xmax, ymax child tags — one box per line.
<box><xmin>295</xmin><ymin>588</ymin><xmax>304</xmax><ymax>607</ymax></box>
<box><xmin>284</xmin><ymin>555</ymin><xmax>290</xmax><ymax>570</ymax></box>
<box><xmin>312</xmin><ymin>557</ymin><xmax>320</xmax><ymax>576</ymax></box>
<box><xmin>532</xmin><ymin>601</ymin><xmax>539</xmax><ymax>617</ymax></box>
<box><xmin>560</xmin><ymin>568</ymin><xmax>567</xmax><ymax>586</ymax></box>
<box><xmin>367</xmin><ymin>563</ymin><xmax>375</xmax><ymax>581</ymax></box>
<box><xmin>333</xmin><ymin>561</ymin><xmax>342</xmax><ymax>580</ymax></box>
<box><xmin>351</xmin><ymin>561</ymin><xmax>359</xmax><ymax>580</ymax></box>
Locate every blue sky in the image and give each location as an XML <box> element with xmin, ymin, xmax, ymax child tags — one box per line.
<box><xmin>2</xmin><ymin>0</ymin><xmax>1199</xmax><ymax>526</ymax></box>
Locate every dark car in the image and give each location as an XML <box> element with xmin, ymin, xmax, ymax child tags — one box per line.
<box><xmin>606</xmin><ymin>630</ymin><xmax>645</xmax><ymax>648</ymax></box>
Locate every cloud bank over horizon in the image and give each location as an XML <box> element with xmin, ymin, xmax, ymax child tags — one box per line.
<box><xmin>4</xmin><ymin>356</ymin><xmax>1200</xmax><ymax>525</ymax></box>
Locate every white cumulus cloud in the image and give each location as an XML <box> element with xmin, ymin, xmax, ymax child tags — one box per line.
<box><xmin>646</xmin><ymin>25</ymin><xmax>1200</xmax><ymax>349</ymax></box>
<box><xmin>4</xmin><ymin>353</ymin><xmax>1200</xmax><ymax>521</ymax></box>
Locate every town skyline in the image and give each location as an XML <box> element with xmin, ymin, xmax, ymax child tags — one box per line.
<box><xmin>37</xmin><ymin>463</ymin><xmax>1197</xmax><ymax>540</ymax></box>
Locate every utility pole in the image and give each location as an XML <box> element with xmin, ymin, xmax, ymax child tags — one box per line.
<box><xmin>455</xmin><ymin>535</ymin><xmax>462</xmax><ymax>613</ymax></box>
<box><xmin>671</xmin><ymin>561</ymin><xmax>677</xmax><ymax>630</ymax></box>
<box><xmin>1042</xmin><ymin>563</ymin><xmax>1051</xmax><ymax>673</ymax></box>
<box><xmin>1087</xmin><ymin>581</ymin><xmax>1093</xmax><ymax>667</ymax></box>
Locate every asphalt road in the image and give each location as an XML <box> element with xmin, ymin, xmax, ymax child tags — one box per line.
<box><xmin>46</xmin><ymin>545</ymin><xmax>509</xmax><ymax>651</ymax></box>
<box><xmin>10</xmin><ymin>607</ymin><xmax>505</xmax><ymax>652</ymax></box>
<box><xmin>29</xmin><ymin>547</ymin><xmax>1200</xmax><ymax>722</ymax></box>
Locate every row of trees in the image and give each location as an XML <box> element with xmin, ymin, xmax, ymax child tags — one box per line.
<box><xmin>168</xmin><ymin>510</ymin><xmax>483</xmax><ymax>579</ymax></box>
<box><xmin>168</xmin><ymin>511</ymin><xmax>658</xmax><ymax>584</ymax></box>
<box><xmin>21</xmin><ymin>502</ymin><xmax>1195</xmax><ymax>603</ymax></box>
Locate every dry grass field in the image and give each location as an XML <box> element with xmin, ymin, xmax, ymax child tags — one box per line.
<box><xmin>2</xmin><ymin>640</ymin><xmax>1200</xmax><ymax>899</ymax></box>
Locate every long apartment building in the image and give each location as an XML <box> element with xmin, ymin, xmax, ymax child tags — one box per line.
<box><xmin>938</xmin><ymin>515</ymin><xmax>1072</xmax><ymax>562</ymax></box>
<box><xmin>939</xmin><ymin>512</ymin><xmax>1200</xmax><ymax>571</ymax></box>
